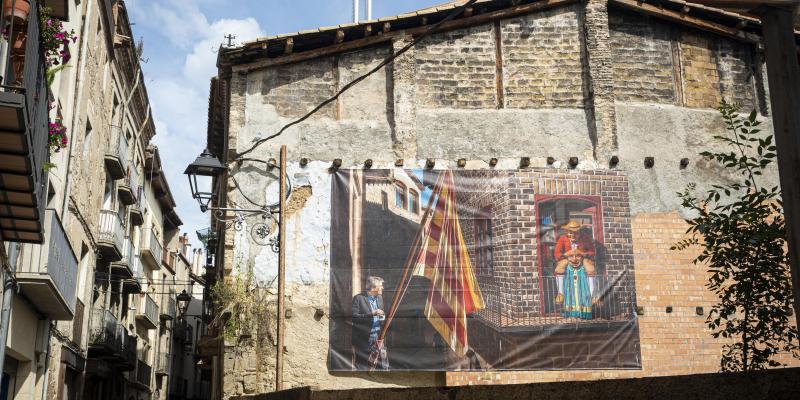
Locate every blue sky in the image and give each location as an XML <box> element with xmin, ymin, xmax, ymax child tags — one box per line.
<box><xmin>125</xmin><ymin>0</ymin><xmax>447</xmax><ymax>248</ymax></box>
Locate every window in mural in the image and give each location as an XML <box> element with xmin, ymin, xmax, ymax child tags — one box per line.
<box><xmin>395</xmin><ymin>182</ymin><xmax>406</xmax><ymax>210</ymax></box>
<box><xmin>329</xmin><ymin>169</ymin><xmax>640</xmax><ymax>372</ymax></box>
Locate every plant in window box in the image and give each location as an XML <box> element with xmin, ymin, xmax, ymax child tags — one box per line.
<box><xmin>43</xmin><ymin>119</ymin><xmax>68</xmax><ymax>171</ymax></box>
<box><xmin>39</xmin><ymin>6</ymin><xmax>77</xmax><ymax>67</ymax></box>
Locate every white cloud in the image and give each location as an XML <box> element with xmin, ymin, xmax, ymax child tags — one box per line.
<box><xmin>183</xmin><ymin>18</ymin><xmax>263</xmax><ymax>86</ymax></box>
<box><xmin>129</xmin><ymin>0</ymin><xmax>264</xmax><ymax>248</ymax></box>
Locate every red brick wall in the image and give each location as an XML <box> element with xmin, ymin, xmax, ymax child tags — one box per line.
<box><xmin>446</xmin><ymin>212</ymin><xmax>800</xmax><ymax>385</ymax></box>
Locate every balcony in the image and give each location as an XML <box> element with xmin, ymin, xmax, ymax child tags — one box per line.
<box><xmin>160</xmin><ymin>293</ymin><xmax>176</xmax><ymax>321</ymax></box>
<box><xmin>141</xmin><ymin>228</ymin><xmax>162</xmax><ymax>269</ymax></box>
<box><xmin>123</xmin><ymin>253</ymin><xmax>144</xmax><ymax>293</ymax></box>
<box><xmin>118</xmin><ymin>166</ymin><xmax>138</xmax><ymax>205</ymax></box>
<box><xmin>155</xmin><ymin>352</ymin><xmax>170</xmax><ymax>376</ymax></box>
<box><xmin>136</xmin><ymin>293</ymin><xmax>158</xmax><ymax>329</ymax></box>
<box><xmin>0</xmin><ymin>1</ymin><xmax>50</xmax><ymax>243</ymax></box>
<box><xmin>97</xmin><ymin>209</ymin><xmax>124</xmax><ymax>261</ymax></box>
<box><xmin>72</xmin><ymin>299</ymin><xmax>84</xmax><ymax>347</ymax></box>
<box><xmin>112</xmin><ymin>236</ymin><xmax>135</xmax><ymax>279</ymax></box>
<box><xmin>129</xmin><ymin>186</ymin><xmax>144</xmax><ymax>226</ymax></box>
<box><xmin>88</xmin><ymin>308</ymin><xmax>121</xmax><ymax>357</ymax></box>
<box><xmin>136</xmin><ymin>358</ymin><xmax>152</xmax><ymax>388</ymax></box>
<box><xmin>119</xmin><ymin>331</ymin><xmax>137</xmax><ymax>371</ymax></box>
<box><xmin>16</xmin><ymin>209</ymin><xmax>78</xmax><ymax>320</ymax></box>
<box><xmin>104</xmin><ymin>125</ymin><xmax>128</xmax><ymax>180</ymax></box>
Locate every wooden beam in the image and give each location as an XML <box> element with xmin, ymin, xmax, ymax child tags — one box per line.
<box><xmin>231</xmin><ymin>0</ymin><xmax>579</xmax><ymax>73</ymax></box>
<box><xmin>760</xmin><ymin>4</ymin><xmax>800</xmax><ymax>330</ymax></box>
<box><xmin>335</xmin><ymin>29</ymin><xmax>345</xmax><ymax>44</ymax></box>
<box><xmin>612</xmin><ymin>0</ymin><xmax>761</xmax><ymax>43</ymax></box>
<box><xmin>283</xmin><ymin>38</ymin><xmax>293</xmax><ymax>55</ymax></box>
<box><xmin>382</xmin><ymin>22</ymin><xmax>391</xmax><ymax>34</ymax></box>
<box><xmin>364</xmin><ymin>25</ymin><xmax>373</xmax><ymax>37</ymax></box>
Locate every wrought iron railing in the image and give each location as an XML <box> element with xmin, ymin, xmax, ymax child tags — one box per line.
<box><xmin>142</xmin><ymin>228</ymin><xmax>163</xmax><ymax>267</ymax></box>
<box><xmin>108</xmin><ymin>124</ymin><xmax>129</xmax><ymax>169</ymax></box>
<box><xmin>155</xmin><ymin>351</ymin><xmax>170</xmax><ymax>375</ymax></box>
<box><xmin>139</xmin><ymin>293</ymin><xmax>159</xmax><ymax>326</ymax></box>
<box><xmin>98</xmin><ymin>209</ymin><xmax>124</xmax><ymax>252</ymax></box>
<box><xmin>161</xmin><ymin>292</ymin><xmax>176</xmax><ymax>320</ymax></box>
<box><xmin>89</xmin><ymin>307</ymin><xmax>120</xmax><ymax>353</ymax></box>
<box><xmin>131</xmin><ymin>253</ymin><xmax>144</xmax><ymax>283</ymax></box>
<box><xmin>0</xmin><ymin>1</ymin><xmax>49</xmax><ymax>241</ymax></box>
<box><xmin>121</xmin><ymin>331</ymin><xmax>137</xmax><ymax>369</ymax></box>
<box><xmin>136</xmin><ymin>358</ymin><xmax>152</xmax><ymax>387</ymax></box>
<box><xmin>475</xmin><ymin>276</ymin><xmax>634</xmax><ymax>328</ymax></box>
<box><xmin>16</xmin><ymin>209</ymin><xmax>79</xmax><ymax>317</ymax></box>
<box><xmin>72</xmin><ymin>299</ymin><xmax>85</xmax><ymax>347</ymax></box>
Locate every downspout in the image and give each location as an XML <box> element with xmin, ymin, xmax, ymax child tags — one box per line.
<box><xmin>0</xmin><ymin>244</ymin><xmax>20</xmax><ymax>377</ymax></box>
<box><xmin>38</xmin><ymin>323</ymin><xmax>53</xmax><ymax>400</ymax></box>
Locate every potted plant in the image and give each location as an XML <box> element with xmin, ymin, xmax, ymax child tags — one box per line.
<box><xmin>39</xmin><ymin>6</ymin><xmax>77</xmax><ymax>66</ymax></box>
<box><xmin>48</xmin><ymin>120</ymin><xmax>68</xmax><ymax>154</ymax></box>
<box><xmin>2</xmin><ymin>0</ymin><xmax>30</xmax><ymax>23</ymax></box>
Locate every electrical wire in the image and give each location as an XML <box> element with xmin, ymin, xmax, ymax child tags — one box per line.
<box><xmin>233</xmin><ymin>0</ymin><xmax>479</xmax><ymax>159</ymax></box>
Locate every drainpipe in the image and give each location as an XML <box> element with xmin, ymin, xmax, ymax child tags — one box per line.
<box><xmin>0</xmin><ymin>243</ymin><xmax>20</xmax><ymax>376</ymax></box>
<box><xmin>38</xmin><ymin>322</ymin><xmax>53</xmax><ymax>400</ymax></box>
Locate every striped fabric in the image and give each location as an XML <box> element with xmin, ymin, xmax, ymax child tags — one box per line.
<box><xmin>414</xmin><ymin>171</ymin><xmax>484</xmax><ymax>356</ymax></box>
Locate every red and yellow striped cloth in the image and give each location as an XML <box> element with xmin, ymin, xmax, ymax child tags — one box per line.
<box><xmin>414</xmin><ymin>171</ymin><xmax>484</xmax><ymax>356</ymax></box>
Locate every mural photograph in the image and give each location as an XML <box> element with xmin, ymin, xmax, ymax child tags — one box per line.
<box><xmin>328</xmin><ymin>169</ymin><xmax>641</xmax><ymax>371</ymax></box>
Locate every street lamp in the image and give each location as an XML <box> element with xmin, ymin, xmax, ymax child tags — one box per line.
<box><xmin>183</xmin><ymin>148</ymin><xmax>226</xmax><ymax>212</ymax></box>
<box><xmin>177</xmin><ymin>289</ymin><xmax>192</xmax><ymax>317</ymax></box>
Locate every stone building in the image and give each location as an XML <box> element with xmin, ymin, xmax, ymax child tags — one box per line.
<box><xmin>204</xmin><ymin>0</ymin><xmax>799</xmax><ymax>396</ymax></box>
<box><xmin>0</xmin><ymin>1</ymin><xmax>209</xmax><ymax>400</ymax></box>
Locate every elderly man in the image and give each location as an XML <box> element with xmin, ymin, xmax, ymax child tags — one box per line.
<box><xmin>554</xmin><ymin>249</ymin><xmax>597</xmax><ymax>320</ymax></box>
<box><xmin>351</xmin><ymin>276</ymin><xmax>387</xmax><ymax>370</ymax></box>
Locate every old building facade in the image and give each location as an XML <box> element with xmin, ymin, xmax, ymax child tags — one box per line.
<box><xmin>206</xmin><ymin>0</ymin><xmax>799</xmax><ymax>397</ymax></box>
<box><xmin>0</xmin><ymin>1</ymin><xmax>210</xmax><ymax>400</ymax></box>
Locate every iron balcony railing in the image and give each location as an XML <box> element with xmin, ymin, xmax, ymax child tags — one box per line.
<box><xmin>98</xmin><ymin>209</ymin><xmax>124</xmax><ymax>260</ymax></box>
<box><xmin>0</xmin><ymin>0</ymin><xmax>49</xmax><ymax>243</ymax></box>
<box><xmin>16</xmin><ymin>209</ymin><xmax>79</xmax><ymax>320</ymax></box>
<box><xmin>72</xmin><ymin>299</ymin><xmax>85</xmax><ymax>347</ymax></box>
<box><xmin>136</xmin><ymin>358</ymin><xmax>152</xmax><ymax>388</ymax></box>
<box><xmin>88</xmin><ymin>307</ymin><xmax>120</xmax><ymax>355</ymax></box>
<box><xmin>123</xmin><ymin>253</ymin><xmax>144</xmax><ymax>293</ymax></box>
<box><xmin>130</xmin><ymin>185</ymin><xmax>145</xmax><ymax>226</ymax></box>
<box><xmin>141</xmin><ymin>228</ymin><xmax>163</xmax><ymax>268</ymax></box>
<box><xmin>113</xmin><ymin>236</ymin><xmax>135</xmax><ymax>277</ymax></box>
<box><xmin>155</xmin><ymin>352</ymin><xmax>170</xmax><ymax>375</ymax></box>
<box><xmin>105</xmin><ymin>125</ymin><xmax>129</xmax><ymax>179</ymax></box>
<box><xmin>120</xmin><ymin>330</ymin><xmax>137</xmax><ymax>371</ymax></box>
<box><xmin>161</xmin><ymin>292</ymin><xmax>176</xmax><ymax>320</ymax></box>
<box><xmin>475</xmin><ymin>276</ymin><xmax>635</xmax><ymax>328</ymax></box>
<box><xmin>136</xmin><ymin>293</ymin><xmax>158</xmax><ymax>329</ymax></box>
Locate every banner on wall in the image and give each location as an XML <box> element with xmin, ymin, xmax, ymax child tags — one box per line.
<box><xmin>328</xmin><ymin>169</ymin><xmax>641</xmax><ymax>371</ymax></box>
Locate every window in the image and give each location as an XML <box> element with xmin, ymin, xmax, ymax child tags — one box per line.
<box><xmin>394</xmin><ymin>182</ymin><xmax>406</xmax><ymax>210</ymax></box>
<box><xmin>475</xmin><ymin>208</ymin><xmax>493</xmax><ymax>275</ymax></box>
<box><xmin>409</xmin><ymin>190</ymin><xmax>419</xmax><ymax>214</ymax></box>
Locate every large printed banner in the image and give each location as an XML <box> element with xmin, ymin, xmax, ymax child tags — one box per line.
<box><xmin>328</xmin><ymin>169</ymin><xmax>641</xmax><ymax>371</ymax></box>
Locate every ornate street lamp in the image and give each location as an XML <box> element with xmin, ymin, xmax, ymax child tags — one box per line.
<box><xmin>184</xmin><ymin>149</ymin><xmax>226</xmax><ymax>212</ymax></box>
<box><xmin>184</xmin><ymin>149</ymin><xmax>291</xmax><ymax>253</ymax></box>
<box><xmin>177</xmin><ymin>289</ymin><xmax>192</xmax><ymax>317</ymax></box>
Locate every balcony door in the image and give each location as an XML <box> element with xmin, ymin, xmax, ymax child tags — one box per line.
<box><xmin>535</xmin><ymin>195</ymin><xmax>605</xmax><ymax>317</ymax></box>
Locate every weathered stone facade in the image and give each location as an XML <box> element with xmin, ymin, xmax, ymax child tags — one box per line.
<box><xmin>209</xmin><ymin>0</ymin><xmax>797</xmax><ymax>396</ymax></box>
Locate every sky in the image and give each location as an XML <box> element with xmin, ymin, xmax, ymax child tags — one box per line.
<box><xmin>125</xmin><ymin>0</ymin><xmax>447</xmax><ymax>249</ymax></box>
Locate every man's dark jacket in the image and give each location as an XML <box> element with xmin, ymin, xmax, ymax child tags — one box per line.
<box><xmin>351</xmin><ymin>292</ymin><xmax>383</xmax><ymax>348</ymax></box>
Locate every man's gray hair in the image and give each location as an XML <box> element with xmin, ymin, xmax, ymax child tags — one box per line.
<box><xmin>365</xmin><ymin>276</ymin><xmax>384</xmax><ymax>290</ymax></box>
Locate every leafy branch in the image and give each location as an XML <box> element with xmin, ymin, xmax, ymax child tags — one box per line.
<box><xmin>672</xmin><ymin>100</ymin><xmax>798</xmax><ymax>371</ymax></box>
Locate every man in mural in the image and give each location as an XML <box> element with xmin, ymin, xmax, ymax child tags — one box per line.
<box><xmin>554</xmin><ymin>249</ymin><xmax>597</xmax><ymax>319</ymax></box>
<box><xmin>351</xmin><ymin>276</ymin><xmax>387</xmax><ymax>370</ymax></box>
<box><xmin>554</xmin><ymin>220</ymin><xmax>595</xmax><ymax>260</ymax></box>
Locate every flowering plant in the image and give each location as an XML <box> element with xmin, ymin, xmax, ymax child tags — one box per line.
<box><xmin>39</xmin><ymin>7</ymin><xmax>77</xmax><ymax>66</ymax></box>
<box><xmin>48</xmin><ymin>120</ymin><xmax>68</xmax><ymax>153</ymax></box>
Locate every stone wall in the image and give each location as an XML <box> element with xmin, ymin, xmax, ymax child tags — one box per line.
<box><xmin>217</xmin><ymin>1</ymin><xmax>796</xmax><ymax>397</ymax></box>
<box><xmin>232</xmin><ymin>368</ymin><xmax>800</xmax><ymax>400</ymax></box>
